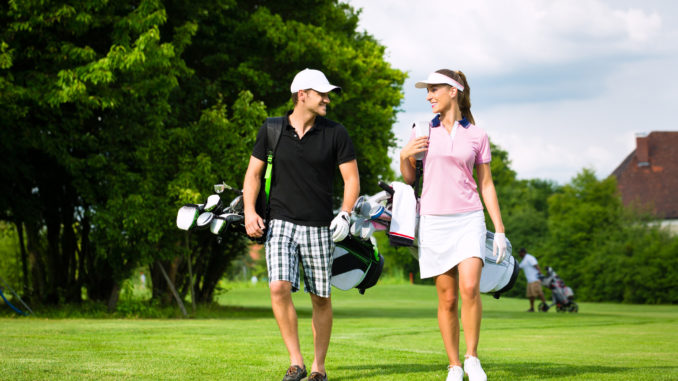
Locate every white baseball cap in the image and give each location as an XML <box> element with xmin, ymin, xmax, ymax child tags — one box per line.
<box><xmin>414</xmin><ymin>72</ymin><xmax>464</xmax><ymax>91</ymax></box>
<box><xmin>290</xmin><ymin>68</ymin><xmax>341</xmax><ymax>93</ymax></box>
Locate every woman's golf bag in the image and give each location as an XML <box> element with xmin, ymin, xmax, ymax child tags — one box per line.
<box><xmin>538</xmin><ymin>266</ymin><xmax>578</xmax><ymax>313</ymax></box>
<box><xmin>352</xmin><ymin>181</ymin><xmax>519</xmax><ymax>299</ymax></box>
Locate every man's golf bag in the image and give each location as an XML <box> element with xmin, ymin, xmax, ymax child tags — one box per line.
<box><xmin>176</xmin><ymin>183</ymin><xmax>385</xmax><ymax>294</ymax></box>
<box><xmin>538</xmin><ymin>266</ymin><xmax>578</xmax><ymax>313</ymax></box>
<box><xmin>331</xmin><ymin>235</ymin><xmax>384</xmax><ymax>294</ymax></box>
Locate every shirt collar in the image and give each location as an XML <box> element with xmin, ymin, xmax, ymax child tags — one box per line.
<box><xmin>431</xmin><ymin>114</ymin><xmax>470</xmax><ymax>128</ymax></box>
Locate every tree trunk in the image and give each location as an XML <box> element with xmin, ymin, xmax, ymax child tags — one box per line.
<box><xmin>15</xmin><ymin>222</ymin><xmax>29</xmax><ymax>297</ymax></box>
<box><xmin>107</xmin><ymin>282</ymin><xmax>121</xmax><ymax>313</ymax></box>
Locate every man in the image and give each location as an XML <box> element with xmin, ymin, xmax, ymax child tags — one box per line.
<box><xmin>243</xmin><ymin>68</ymin><xmax>360</xmax><ymax>381</ymax></box>
<box><xmin>518</xmin><ymin>248</ymin><xmax>547</xmax><ymax>312</ymax></box>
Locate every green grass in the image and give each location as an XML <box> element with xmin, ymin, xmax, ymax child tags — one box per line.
<box><xmin>1</xmin><ymin>283</ymin><xmax>677</xmax><ymax>380</ymax></box>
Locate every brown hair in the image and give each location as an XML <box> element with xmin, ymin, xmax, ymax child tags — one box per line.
<box><xmin>435</xmin><ymin>69</ymin><xmax>475</xmax><ymax>124</ymax></box>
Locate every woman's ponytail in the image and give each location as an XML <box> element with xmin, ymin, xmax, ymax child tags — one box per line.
<box><xmin>434</xmin><ymin>69</ymin><xmax>475</xmax><ymax>125</ymax></box>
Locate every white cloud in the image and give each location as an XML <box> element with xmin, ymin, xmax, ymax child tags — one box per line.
<box><xmin>348</xmin><ymin>0</ymin><xmax>678</xmax><ymax>184</ymax></box>
<box><xmin>349</xmin><ymin>0</ymin><xmax>663</xmax><ymax>76</ymax></box>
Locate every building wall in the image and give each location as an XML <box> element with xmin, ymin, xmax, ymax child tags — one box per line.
<box><xmin>612</xmin><ymin>132</ymin><xmax>678</xmax><ymax>220</ymax></box>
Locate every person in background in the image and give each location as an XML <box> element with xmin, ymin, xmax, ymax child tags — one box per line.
<box><xmin>400</xmin><ymin>69</ymin><xmax>508</xmax><ymax>381</ymax></box>
<box><xmin>243</xmin><ymin>68</ymin><xmax>360</xmax><ymax>381</ymax></box>
<box><xmin>518</xmin><ymin>248</ymin><xmax>547</xmax><ymax>312</ymax></box>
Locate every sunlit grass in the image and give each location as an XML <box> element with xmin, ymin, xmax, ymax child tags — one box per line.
<box><xmin>1</xmin><ymin>283</ymin><xmax>677</xmax><ymax>380</ymax></box>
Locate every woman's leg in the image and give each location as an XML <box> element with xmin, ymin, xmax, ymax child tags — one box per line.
<box><xmin>435</xmin><ymin>268</ymin><xmax>461</xmax><ymax>366</ymax></box>
<box><xmin>457</xmin><ymin>257</ymin><xmax>483</xmax><ymax>357</ymax></box>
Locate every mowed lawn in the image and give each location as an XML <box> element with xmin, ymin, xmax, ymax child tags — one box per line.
<box><xmin>1</xmin><ymin>283</ymin><xmax>677</xmax><ymax>380</ymax></box>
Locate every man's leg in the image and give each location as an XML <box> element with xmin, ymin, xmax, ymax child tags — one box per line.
<box><xmin>270</xmin><ymin>280</ymin><xmax>304</xmax><ymax>367</ymax></box>
<box><xmin>435</xmin><ymin>268</ymin><xmax>461</xmax><ymax>366</ymax></box>
<box><xmin>310</xmin><ymin>293</ymin><xmax>332</xmax><ymax>375</ymax></box>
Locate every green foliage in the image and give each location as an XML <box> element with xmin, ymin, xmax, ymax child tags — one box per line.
<box><xmin>0</xmin><ymin>0</ymin><xmax>405</xmax><ymax>306</ymax></box>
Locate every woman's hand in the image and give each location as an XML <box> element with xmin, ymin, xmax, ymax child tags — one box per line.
<box><xmin>400</xmin><ymin>136</ymin><xmax>429</xmax><ymax>161</ymax></box>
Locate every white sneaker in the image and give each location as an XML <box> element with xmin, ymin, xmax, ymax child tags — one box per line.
<box><xmin>464</xmin><ymin>356</ymin><xmax>487</xmax><ymax>381</ymax></box>
<box><xmin>446</xmin><ymin>365</ymin><xmax>464</xmax><ymax>381</ymax></box>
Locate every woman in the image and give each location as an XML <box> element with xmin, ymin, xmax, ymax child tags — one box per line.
<box><xmin>400</xmin><ymin>69</ymin><xmax>507</xmax><ymax>381</ymax></box>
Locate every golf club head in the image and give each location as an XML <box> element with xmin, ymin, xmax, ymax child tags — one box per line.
<box><xmin>214</xmin><ymin>183</ymin><xmax>226</xmax><ymax>194</ymax></box>
<box><xmin>222</xmin><ymin>213</ymin><xmax>244</xmax><ymax>224</ymax></box>
<box><xmin>210</xmin><ymin>217</ymin><xmax>228</xmax><ymax>235</ymax></box>
<box><xmin>204</xmin><ymin>194</ymin><xmax>222</xmax><ymax>212</ymax></box>
<box><xmin>229</xmin><ymin>195</ymin><xmax>244</xmax><ymax>213</ymax></box>
<box><xmin>367</xmin><ymin>190</ymin><xmax>391</xmax><ymax>204</ymax></box>
<box><xmin>195</xmin><ymin>211</ymin><xmax>214</xmax><ymax>230</ymax></box>
<box><xmin>350</xmin><ymin>218</ymin><xmax>375</xmax><ymax>240</ymax></box>
<box><xmin>176</xmin><ymin>204</ymin><xmax>201</xmax><ymax>230</ymax></box>
<box><xmin>210</xmin><ymin>213</ymin><xmax>245</xmax><ymax>235</ymax></box>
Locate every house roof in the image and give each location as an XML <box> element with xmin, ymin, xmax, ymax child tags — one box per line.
<box><xmin>611</xmin><ymin>131</ymin><xmax>678</xmax><ymax>219</ymax></box>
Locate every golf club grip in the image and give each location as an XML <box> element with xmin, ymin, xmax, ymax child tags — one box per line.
<box><xmin>378</xmin><ymin>181</ymin><xmax>394</xmax><ymax>195</ymax></box>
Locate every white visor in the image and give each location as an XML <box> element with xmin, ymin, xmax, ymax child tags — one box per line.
<box><xmin>414</xmin><ymin>72</ymin><xmax>464</xmax><ymax>91</ymax></box>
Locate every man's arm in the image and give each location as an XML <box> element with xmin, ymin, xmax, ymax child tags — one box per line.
<box><xmin>242</xmin><ymin>155</ymin><xmax>267</xmax><ymax>238</ymax></box>
<box><xmin>338</xmin><ymin>159</ymin><xmax>360</xmax><ymax>214</ymax></box>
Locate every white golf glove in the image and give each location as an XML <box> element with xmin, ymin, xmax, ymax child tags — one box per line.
<box><xmin>493</xmin><ymin>232</ymin><xmax>508</xmax><ymax>264</ymax></box>
<box><xmin>330</xmin><ymin>211</ymin><xmax>350</xmax><ymax>242</ymax></box>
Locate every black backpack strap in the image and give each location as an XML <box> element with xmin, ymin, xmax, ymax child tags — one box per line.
<box><xmin>411</xmin><ymin>121</ymin><xmax>430</xmax><ymax>199</ymax></box>
<box><xmin>254</xmin><ymin>117</ymin><xmax>284</xmax><ymax>243</ymax></box>
<box><xmin>263</xmin><ymin>117</ymin><xmax>284</xmax><ymax>202</ymax></box>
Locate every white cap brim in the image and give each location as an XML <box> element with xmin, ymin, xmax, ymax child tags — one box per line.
<box><xmin>414</xmin><ymin>72</ymin><xmax>464</xmax><ymax>91</ymax></box>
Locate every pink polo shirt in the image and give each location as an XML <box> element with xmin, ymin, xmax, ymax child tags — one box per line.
<box><xmin>408</xmin><ymin>118</ymin><xmax>491</xmax><ymax>216</ymax></box>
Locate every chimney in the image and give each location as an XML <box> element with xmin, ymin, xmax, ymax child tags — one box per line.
<box><xmin>636</xmin><ymin>132</ymin><xmax>649</xmax><ymax>167</ymax></box>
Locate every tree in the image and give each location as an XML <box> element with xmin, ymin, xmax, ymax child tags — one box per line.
<box><xmin>0</xmin><ymin>0</ymin><xmax>406</xmax><ymax>308</ymax></box>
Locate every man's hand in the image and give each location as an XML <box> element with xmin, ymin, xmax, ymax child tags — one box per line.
<box><xmin>493</xmin><ymin>232</ymin><xmax>508</xmax><ymax>264</ymax></box>
<box><xmin>245</xmin><ymin>211</ymin><xmax>265</xmax><ymax>238</ymax></box>
<box><xmin>330</xmin><ymin>211</ymin><xmax>350</xmax><ymax>242</ymax></box>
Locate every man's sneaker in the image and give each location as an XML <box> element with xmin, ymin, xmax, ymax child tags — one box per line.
<box><xmin>282</xmin><ymin>365</ymin><xmax>307</xmax><ymax>381</ymax></box>
<box><xmin>308</xmin><ymin>371</ymin><xmax>328</xmax><ymax>381</ymax></box>
<box><xmin>464</xmin><ymin>356</ymin><xmax>487</xmax><ymax>381</ymax></box>
<box><xmin>446</xmin><ymin>365</ymin><xmax>464</xmax><ymax>381</ymax></box>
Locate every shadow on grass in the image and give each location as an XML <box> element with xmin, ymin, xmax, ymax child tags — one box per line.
<box><xmin>332</xmin><ymin>361</ymin><xmax>631</xmax><ymax>380</ymax></box>
<box><xmin>495</xmin><ymin>362</ymin><xmax>630</xmax><ymax>379</ymax></box>
<box><xmin>332</xmin><ymin>362</ymin><xmax>434</xmax><ymax>380</ymax></box>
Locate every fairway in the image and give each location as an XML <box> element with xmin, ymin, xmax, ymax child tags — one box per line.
<box><xmin>1</xmin><ymin>283</ymin><xmax>677</xmax><ymax>380</ymax></box>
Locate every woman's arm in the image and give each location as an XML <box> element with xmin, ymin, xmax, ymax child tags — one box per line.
<box><xmin>476</xmin><ymin>163</ymin><xmax>505</xmax><ymax>233</ymax></box>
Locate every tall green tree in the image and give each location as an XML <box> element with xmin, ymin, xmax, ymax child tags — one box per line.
<box><xmin>1</xmin><ymin>0</ymin><xmax>406</xmax><ymax>308</ymax></box>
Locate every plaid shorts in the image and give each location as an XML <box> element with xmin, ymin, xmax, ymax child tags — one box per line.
<box><xmin>265</xmin><ymin>219</ymin><xmax>335</xmax><ymax>297</ymax></box>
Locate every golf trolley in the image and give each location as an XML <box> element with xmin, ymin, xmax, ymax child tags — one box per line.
<box><xmin>538</xmin><ymin>266</ymin><xmax>579</xmax><ymax>313</ymax></box>
<box><xmin>175</xmin><ymin>183</ymin><xmax>384</xmax><ymax>294</ymax></box>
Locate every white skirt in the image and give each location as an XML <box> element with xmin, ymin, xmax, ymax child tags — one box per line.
<box><xmin>418</xmin><ymin>210</ymin><xmax>486</xmax><ymax>279</ymax></box>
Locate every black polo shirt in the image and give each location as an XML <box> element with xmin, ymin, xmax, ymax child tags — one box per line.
<box><xmin>251</xmin><ymin>112</ymin><xmax>356</xmax><ymax>226</ymax></box>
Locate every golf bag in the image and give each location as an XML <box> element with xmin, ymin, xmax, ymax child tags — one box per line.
<box><xmin>538</xmin><ymin>266</ymin><xmax>578</xmax><ymax>313</ymax></box>
<box><xmin>351</xmin><ymin>181</ymin><xmax>519</xmax><ymax>299</ymax></box>
<box><xmin>331</xmin><ymin>235</ymin><xmax>384</xmax><ymax>294</ymax></box>
<box><xmin>176</xmin><ymin>183</ymin><xmax>385</xmax><ymax>294</ymax></box>
<box><xmin>479</xmin><ymin>232</ymin><xmax>520</xmax><ymax>299</ymax></box>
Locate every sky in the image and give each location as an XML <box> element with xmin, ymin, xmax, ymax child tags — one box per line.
<box><xmin>345</xmin><ymin>0</ymin><xmax>678</xmax><ymax>184</ymax></box>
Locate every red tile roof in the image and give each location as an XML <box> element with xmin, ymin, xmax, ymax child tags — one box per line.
<box><xmin>611</xmin><ymin>131</ymin><xmax>678</xmax><ymax>219</ymax></box>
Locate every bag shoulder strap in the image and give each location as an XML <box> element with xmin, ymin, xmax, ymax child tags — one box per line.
<box><xmin>411</xmin><ymin>120</ymin><xmax>430</xmax><ymax>199</ymax></box>
<box><xmin>264</xmin><ymin>117</ymin><xmax>284</xmax><ymax>202</ymax></box>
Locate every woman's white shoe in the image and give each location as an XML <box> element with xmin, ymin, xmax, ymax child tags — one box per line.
<box><xmin>464</xmin><ymin>356</ymin><xmax>487</xmax><ymax>381</ymax></box>
<box><xmin>446</xmin><ymin>365</ymin><xmax>464</xmax><ymax>381</ymax></box>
